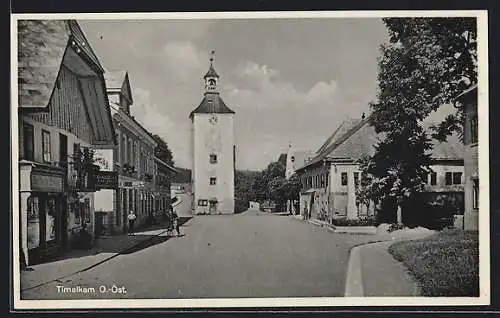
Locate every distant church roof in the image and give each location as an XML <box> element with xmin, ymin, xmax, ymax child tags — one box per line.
<box><xmin>189</xmin><ymin>93</ymin><xmax>235</xmax><ymax>118</ymax></box>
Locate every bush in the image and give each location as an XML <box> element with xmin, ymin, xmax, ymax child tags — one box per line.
<box><xmin>332</xmin><ymin>218</ymin><xmax>376</xmax><ymax>226</ymax></box>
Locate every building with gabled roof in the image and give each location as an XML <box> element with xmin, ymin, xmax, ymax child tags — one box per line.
<box><xmin>295</xmin><ymin>111</ymin><xmax>464</xmax><ymax>226</ymax></box>
<box><xmin>17</xmin><ymin>20</ymin><xmax>117</xmax><ymax>265</ymax></box>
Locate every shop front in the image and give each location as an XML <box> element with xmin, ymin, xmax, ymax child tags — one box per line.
<box><xmin>20</xmin><ymin>162</ymin><xmax>66</xmax><ymax>265</ymax></box>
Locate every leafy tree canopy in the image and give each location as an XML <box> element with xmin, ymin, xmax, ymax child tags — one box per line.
<box><xmin>374</xmin><ymin>17</ymin><xmax>477</xmax><ymax>142</ymax></box>
<box><xmin>152</xmin><ymin>134</ymin><xmax>174</xmax><ymax>167</ymax></box>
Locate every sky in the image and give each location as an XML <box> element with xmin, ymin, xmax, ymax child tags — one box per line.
<box><xmin>79</xmin><ymin>18</ymin><xmax>389</xmax><ymax>171</ymax></box>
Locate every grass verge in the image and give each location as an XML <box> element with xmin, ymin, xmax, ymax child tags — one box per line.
<box><xmin>388</xmin><ymin>229</ymin><xmax>479</xmax><ymax>296</ymax></box>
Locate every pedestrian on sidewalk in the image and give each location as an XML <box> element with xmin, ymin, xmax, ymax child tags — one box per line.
<box><xmin>172</xmin><ymin>210</ymin><xmax>180</xmax><ymax>237</ymax></box>
<box><xmin>127</xmin><ymin>210</ymin><xmax>137</xmax><ymax>236</ymax></box>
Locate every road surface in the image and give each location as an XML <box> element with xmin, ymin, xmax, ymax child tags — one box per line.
<box><xmin>21</xmin><ymin>210</ymin><xmax>374</xmax><ymax>299</ymax></box>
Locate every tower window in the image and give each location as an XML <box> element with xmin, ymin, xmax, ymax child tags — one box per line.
<box><xmin>209</xmin><ymin>177</ymin><xmax>217</xmax><ymax>185</ymax></box>
<box><xmin>209</xmin><ymin>153</ymin><xmax>218</xmax><ymax>164</ymax></box>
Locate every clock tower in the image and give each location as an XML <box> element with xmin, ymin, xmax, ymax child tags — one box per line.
<box><xmin>190</xmin><ymin>51</ymin><xmax>236</xmax><ymax>215</ymax></box>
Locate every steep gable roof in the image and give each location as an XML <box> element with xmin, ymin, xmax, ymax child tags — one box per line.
<box><xmin>315</xmin><ymin>117</ymin><xmax>362</xmax><ymax>156</ymax></box>
<box><xmin>104</xmin><ymin>70</ymin><xmax>133</xmax><ymax>104</ymax></box>
<box><xmin>18</xmin><ymin>20</ymin><xmax>70</xmax><ymax>109</ymax></box>
<box><xmin>66</xmin><ymin>20</ymin><xmax>104</xmax><ymax>73</ymax></box>
<box><xmin>18</xmin><ymin>19</ymin><xmax>105</xmax><ymax>109</ymax></box>
<box><xmin>189</xmin><ymin>93</ymin><xmax>235</xmax><ymax>118</ymax></box>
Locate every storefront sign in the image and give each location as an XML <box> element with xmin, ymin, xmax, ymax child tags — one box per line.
<box><xmin>95</xmin><ymin>171</ymin><xmax>119</xmax><ymax>189</ymax></box>
<box><xmin>120</xmin><ymin>181</ymin><xmax>144</xmax><ymax>188</ymax></box>
<box><xmin>31</xmin><ymin>173</ymin><xmax>64</xmax><ymax>193</ymax></box>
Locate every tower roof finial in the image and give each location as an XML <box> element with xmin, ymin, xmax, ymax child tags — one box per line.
<box><xmin>210</xmin><ymin>50</ymin><xmax>215</xmax><ymax>66</ymax></box>
<box><xmin>204</xmin><ymin>50</ymin><xmax>220</xmax><ymax>79</ymax></box>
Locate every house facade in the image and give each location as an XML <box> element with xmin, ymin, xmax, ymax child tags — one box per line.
<box><xmin>458</xmin><ymin>85</ymin><xmax>479</xmax><ymax>230</ymax></box>
<box><xmin>295</xmin><ymin>113</ymin><xmax>465</xmax><ymax>226</ymax></box>
<box><xmin>93</xmin><ymin>70</ymin><xmax>157</xmax><ymax>234</ymax></box>
<box><xmin>18</xmin><ymin>20</ymin><xmax>116</xmax><ymax>265</ymax></box>
<box><xmin>154</xmin><ymin>156</ymin><xmax>177</xmax><ymax>216</ymax></box>
<box><xmin>190</xmin><ymin>55</ymin><xmax>235</xmax><ymax>215</ymax></box>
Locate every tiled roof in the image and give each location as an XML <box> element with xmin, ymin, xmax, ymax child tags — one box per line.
<box><xmin>17</xmin><ymin>19</ymin><xmax>104</xmax><ymax>109</ymax></box>
<box><xmin>104</xmin><ymin>70</ymin><xmax>127</xmax><ymax>90</ymax></box>
<box><xmin>314</xmin><ymin>117</ymin><xmax>363</xmax><ymax>158</ymax></box>
<box><xmin>189</xmin><ymin>93</ymin><xmax>235</xmax><ymax>118</ymax></box>
<box><xmin>18</xmin><ymin>20</ymin><xmax>70</xmax><ymax>108</ymax></box>
<box><xmin>297</xmin><ymin>112</ymin><xmax>463</xmax><ymax>171</ymax></box>
<box><xmin>204</xmin><ymin>65</ymin><xmax>219</xmax><ymax>79</ymax></box>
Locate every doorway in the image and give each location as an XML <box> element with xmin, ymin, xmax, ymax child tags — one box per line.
<box><xmin>209</xmin><ymin>200</ymin><xmax>218</xmax><ymax>214</ymax></box>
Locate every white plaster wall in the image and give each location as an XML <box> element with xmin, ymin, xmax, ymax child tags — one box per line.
<box><xmin>93</xmin><ymin>148</ymin><xmax>115</xmax><ymax>213</ymax></box>
<box><xmin>329</xmin><ymin>163</ymin><xmax>359</xmax><ymax>219</ymax></box>
<box><xmin>192</xmin><ymin>113</ymin><xmax>235</xmax><ymax>214</ymax></box>
<box><xmin>428</xmin><ymin>163</ymin><xmax>465</xmax><ymax>190</ymax></box>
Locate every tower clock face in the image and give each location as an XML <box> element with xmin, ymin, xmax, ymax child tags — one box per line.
<box><xmin>209</xmin><ymin>114</ymin><xmax>218</xmax><ymax>124</ymax></box>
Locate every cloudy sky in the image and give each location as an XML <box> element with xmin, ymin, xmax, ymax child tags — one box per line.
<box><xmin>79</xmin><ymin>18</ymin><xmax>389</xmax><ymax>170</ymax></box>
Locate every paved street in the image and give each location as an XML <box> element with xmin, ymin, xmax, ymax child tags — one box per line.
<box><xmin>21</xmin><ymin>211</ymin><xmax>378</xmax><ymax>299</ymax></box>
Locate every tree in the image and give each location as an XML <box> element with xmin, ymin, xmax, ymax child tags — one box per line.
<box><xmin>152</xmin><ymin>134</ymin><xmax>174</xmax><ymax>166</ymax></box>
<box><xmin>362</xmin><ymin>17</ymin><xmax>479</xmax><ymax>225</ymax></box>
<box><xmin>379</xmin><ymin>18</ymin><xmax>477</xmax><ymax>142</ymax></box>
<box><xmin>251</xmin><ymin>159</ymin><xmax>286</xmax><ymax>202</ymax></box>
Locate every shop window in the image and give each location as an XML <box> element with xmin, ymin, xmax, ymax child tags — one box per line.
<box><xmin>45</xmin><ymin>198</ymin><xmax>57</xmax><ymax>242</ymax></box>
<box><xmin>198</xmin><ymin>199</ymin><xmax>208</xmax><ymax>206</ymax></box>
<box><xmin>209</xmin><ymin>153</ymin><xmax>218</xmax><ymax>164</ymax></box>
<box><xmin>473</xmin><ymin>178</ymin><xmax>479</xmax><ymax>209</ymax></box>
<box><xmin>23</xmin><ymin>123</ymin><xmax>34</xmax><ymax>160</ymax></box>
<box><xmin>445</xmin><ymin>172</ymin><xmax>452</xmax><ymax>185</ymax></box>
<box><xmin>430</xmin><ymin>172</ymin><xmax>437</xmax><ymax>185</ymax></box>
<box><xmin>341</xmin><ymin>172</ymin><xmax>348</xmax><ymax>186</ymax></box>
<box><xmin>27</xmin><ymin>196</ymin><xmax>40</xmax><ymax>250</ymax></box>
<box><xmin>210</xmin><ymin>177</ymin><xmax>217</xmax><ymax>185</ymax></box>
<box><xmin>42</xmin><ymin>130</ymin><xmax>51</xmax><ymax>163</ymax></box>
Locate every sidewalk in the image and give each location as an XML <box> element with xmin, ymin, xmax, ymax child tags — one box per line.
<box><xmin>20</xmin><ymin>219</ymin><xmax>182</xmax><ymax>292</ymax></box>
<box><xmin>345</xmin><ymin>240</ymin><xmax>420</xmax><ymax>296</ymax></box>
<box><xmin>344</xmin><ymin>230</ymin><xmax>436</xmax><ymax>297</ymax></box>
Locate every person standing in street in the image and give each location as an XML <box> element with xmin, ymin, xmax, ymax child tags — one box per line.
<box><xmin>172</xmin><ymin>210</ymin><xmax>180</xmax><ymax>237</ymax></box>
<box><xmin>127</xmin><ymin>210</ymin><xmax>137</xmax><ymax>236</ymax></box>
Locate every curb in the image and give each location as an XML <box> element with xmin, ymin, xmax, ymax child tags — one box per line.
<box><xmin>21</xmin><ymin>226</ymin><xmax>171</xmax><ymax>292</ymax></box>
<box><xmin>343</xmin><ymin>236</ymin><xmax>426</xmax><ymax>297</ymax></box>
